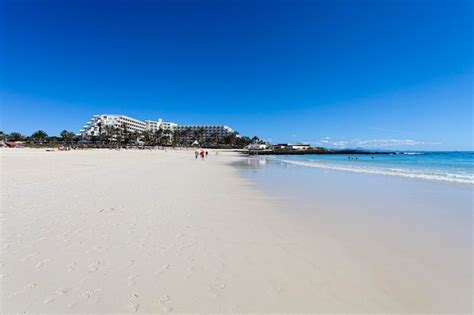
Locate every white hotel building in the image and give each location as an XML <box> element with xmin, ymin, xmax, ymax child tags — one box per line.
<box><xmin>80</xmin><ymin>114</ymin><xmax>235</xmax><ymax>141</ymax></box>
<box><xmin>174</xmin><ymin>125</ymin><xmax>235</xmax><ymax>142</ymax></box>
<box><xmin>144</xmin><ymin>120</ymin><xmax>177</xmax><ymax>133</ymax></box>
<box><xmin>80</xmin><ymin>115</ymin><xmax>148</xmax><ymax>137</ymax></box>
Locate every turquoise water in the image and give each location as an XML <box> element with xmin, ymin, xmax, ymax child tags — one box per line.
<box><xmin>268</xmin><ymin>152</ymin><xmax>474</xmax><ymax>184</ymax></box>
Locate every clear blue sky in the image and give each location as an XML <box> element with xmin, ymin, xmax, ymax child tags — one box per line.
<box><xmin>1</xmin><ymin>0</ymin><xmax>472</xmax><ymax>150</ymax></box>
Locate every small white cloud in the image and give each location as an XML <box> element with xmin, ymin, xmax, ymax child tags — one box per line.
<box><xmin>308</xmin><ymin>138</ymin><xmax>430</xmax><ymax>149</ymax></box>
<box><xmin>356</xmin><ymin>139</ymin><xmax>424</xmax><ymax>147</ymax></box>
<box><xmin>332</xmin><ymin>141</ymin><xmax>349</xmax><ymax>148</ymax></box>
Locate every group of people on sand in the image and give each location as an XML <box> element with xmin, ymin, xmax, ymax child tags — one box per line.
<box><xmin>195</xmin><ymin>148</ymin><xmax>209</xmax><ymax>159</ymax></box>
<box><xmin>45</xmin><ymin>146</ymin><xmax>73</xmax><ymax>152</ymax></box>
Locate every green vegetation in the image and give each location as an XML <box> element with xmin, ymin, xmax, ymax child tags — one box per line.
<box><xmin>1</xmin><ymin>128</ymin><xmax>262</xmax><ymax>149</ymax></box>
<box><xmin>84</xmin><ymin>126</ymin><xmax>259</xmax><ymax>148</ymax></box>
<box><xmin>1</xmin><ymin>130</ymin><xmax>80</xmax><ymax>147</ymax></box>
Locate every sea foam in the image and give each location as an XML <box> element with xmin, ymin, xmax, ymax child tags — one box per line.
<box><xmin>269</xmin><ymin>157</ymin><xmax>474</xmax><ymax>185</ymax></box>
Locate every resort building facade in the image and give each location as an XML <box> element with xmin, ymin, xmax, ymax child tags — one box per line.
<box><xmin>80</xmin><ymin>114</ymin><xmax>236</xmax><ymax>142</ymax></box>
<box><xmin>174</xmin><ymin>125</ymin><xmax>235</xmax><ymax>142</ymax></box>
<box><xmin>80</xmin><ymin>115</ymin><xmax>147</xmax><ymax>137</ymax></box>
<box><xmin>145</xmin><ymin>119</ymin><xmax>177</xmax><ymax>133</ymax></box>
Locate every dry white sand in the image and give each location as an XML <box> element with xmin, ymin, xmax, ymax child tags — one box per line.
<box><xmin>0</xmin><ymin>148</ymin><xmax>471</xmax><ymax>313</ymax></box>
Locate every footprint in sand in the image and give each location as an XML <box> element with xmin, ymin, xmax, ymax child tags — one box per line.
<box><xmin>43</xmin><ymin>287</ymin><xmax>68</xmax><ymax>304</ymax></box>
<box><xmin>276</xmin><ymin>283</ymin><xmax>283</xmax><ymax>294</ymax></box>
<box><xmin>155</xmin><ymin>264</ymin><xmax>170</xmax><ymax>276</ymax></box>
<box><xmin>25</xmin><ymin>283</ymin><xmax>36</xmax><ymax>289</ymax></box>
<box><xmin>35</xmin><ymin>258</ymin><xmax>51</xmax><ymax>269</ymax></box>
<box><xmin>208</xmin><ymin>278</ymin><xmax>226</xmax><ymax>298</ymax></box>
<box><xmin>88</xmin><ymin>260</ymin><xmax>101</xmax><ymax>272</ymax></box>
<box><xmin>32</xmin><ymin>237</ymin><xmax>47</xmax><ymax>245</ymax></box>
<box><xmin>80</xmin><ymin>289</ymin><xmax>96</xmax><ymax>299</ymax></box>
<box><xmin>159</xmin><ymin>294</ymin><xmax>170</xmax><ymax>304</ymax></box>
<box><xmin>66</xmin><ymin>262</ymin><xmax>76</xmax><ymax>272</ymax></box>
<box><xmin>79</xmin><ymin>276</ymin><xmax>89</xmax><ymax>284</ymax></box>
<box><xmin>176</xmin><ymin>241</ymin><xmax>198</xmax><ymax>256</ymax></box>
<box><xmin>21</xmin><ymin>252</ymin><xmax>39</xmax><ymax>262</ymax></box>
<box><xmin>162</xmin><ymin>306</ymin><xmax>173</xmax><ymax>313</ymax></box>
<box><xmin>58</xmin><ymin>238</ymin><xmax>70</xmax><ymax>246</ymax></box>
<box><xmin>159</xmin><ymin>295</ymin><xmax>173</xmax><ymax>312</ymax></box>
<box><xmin>85</xmin><ymin>246</ymin><xmax>101</xmax><ymax>254</ymax></box>
<box><xmin>8</xmin><ymin>283</ymin><xmax>36</xmax><ymax>298</ymax></box>
<box><xmin>128</xmin><ymin>274</ymin><xmax>138</xmax><ymax>287</ymax></box>
<box><xmin>184</xmin><ymin>266</ymin><xmax>194</xmax><ymax>280</ymax></box>
<box><xmin>126</xmin><ymin>293</ymin><xmax>140</xmax><ymax>313</ymax></box>
<box><xmin>67</xmin><ymin>288</ymin><xmax>102</xmax><ymax>309</ymax></box>
<box><xmin>128</xmin><ymin>223</ymin><xmax>136</xmax><ymax>234</ymax></box>
<box><xmin>56</xmin><ymin>288</ymin><xmax>69</xmax><ymax>295</ymax></box>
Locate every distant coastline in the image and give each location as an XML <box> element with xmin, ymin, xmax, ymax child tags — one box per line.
<box><xmin>243</xmin><ymin>148</ymin><xmax>392</xmax><ymax>155</ymax></box>
<box><xmin>243</xmin><ymin>151</ymin><xmax>474</xmax><ymax>185</ymax></box>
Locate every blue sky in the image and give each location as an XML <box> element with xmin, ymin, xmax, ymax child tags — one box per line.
<box><xmin>1</xmin><ymin>0</ymin><xmax>472</xmax><ymax>150</ymax></box>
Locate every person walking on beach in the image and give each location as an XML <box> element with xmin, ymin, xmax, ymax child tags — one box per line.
<box><xmin>195</xmin><ymin>150</ymin><xmax>199</xmax><ymax>159</ymax></box>
<box><xmin>200</xmin><ymin>149</ymin><xmax>205</xmax><ymax>159</ymax></box>
<box><xmin>205</xmin><ymin>151</ymin><xmax>209</xmax><ymax>158</ymax></box>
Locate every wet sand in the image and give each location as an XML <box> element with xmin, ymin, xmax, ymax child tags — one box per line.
<box><xmin>1</xmin><ymin>149</ymin><xmax>472</xmax><ymax>313</ymax></box>
<box><xmin>234</xmin><ymin>157</ymin><xmax>473</xmax><ymax>313</ymax></box>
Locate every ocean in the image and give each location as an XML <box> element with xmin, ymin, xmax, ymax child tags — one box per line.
<box><xmin>267</xmin><ymin>151</ymin><xmax>474</xmax><ymax>184</ymax></box>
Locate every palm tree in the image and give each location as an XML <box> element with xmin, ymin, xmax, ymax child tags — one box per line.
<box><xmin>182</xmin><ymin>127</ymin><xmax>192</xmax><ymax>146</ymax></box>
<box><xmin>223</xmin><ymin>132</ymin><xmax>239</xmax><ymax>147</ymax></box>
<box><xmin>210</xmin><ymin>132</ymin><xmax>220</xmax><ymax>146</ymax></box>
<box><xmin>111</xmin><ymin>126</ymin><xmax>121</xmax><ymax>148</ymax></box>
<box><xmin>162</xmin><ymin>129</ymin><xmax>172</xmax><ymax>146</ymax></box>
<box><xmin>127</xmin><ymin>130</ymin><xmax>139</xmax><ymax>147</ymax></box>
<box><xmin>192</xmin><ymin>129</ymin><xmax>201</xmax><ymax>142</ymax></box>
<box><xmin>112</xmin><ymin>125</ymin><xmax>123</xmax><ymax>148</ymax></box>
<box><xmin>197</xmin><ymin>127</ymin><xmax>206</xmax><ymax>143</ymax></box>
<box><xmin>120</xmin><ymin>123</ymin><xmax>131</xmax><ymax>147</ymax></box>
<box><xmin>0</xmin><ymin>131</ymin><xmax>8</xmax><ymax>141</ymax></box>
<box><xmin>155</xmin><ymin>128</ymin><xmax>164</xmax><ymax>146</ymax></box>
<box><xmin>48</xmin><ymin>136</ymin><xmax>60</xmax><ymax>146</ymax></box>
<box><xmin>102</xmin><ymin>125</ymin><xmax>116</xmax><ymax>147</ymax></box>
<box><xmin>96</xmin><ymin>122</ymin><xmax>106</xmax><ymax>146</ymax></box>
<box><xmin>60</xmin><ymin>130</ymin><xmax>76</xmax><ymax>145</ymax></box>
<box><xmin>31</xmin><ymin>130</ymin><xmax>48</xmax><ymax>144</ymax></box>
<box><xmin>251</xmin><ymin>136</ymin><xmax>261</xmax><ymax>144</ymax></box>
<box><xmin>236</xmin><ymin>136</ymin><xmax>252</xmax><ymax>148</ymax></box>
<box><xmin>141</xmin><ymin>130</ymin><xmax>152</xmax><ymax>146</ymax></box>
<box><xmin>8</xmin><ymin>132</ymin><xmax>23</xmax><ymax>141</ymax></box>
<box><xmin>171</xmin><ymin>130</ymin><xmax>182</xmax><ymax>147</ymax></box>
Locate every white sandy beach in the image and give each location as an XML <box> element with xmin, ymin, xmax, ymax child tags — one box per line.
<box><xmin>0</xmin><ymin>149</ymin><xmax>472</xmax><ymax>313</ymax></box>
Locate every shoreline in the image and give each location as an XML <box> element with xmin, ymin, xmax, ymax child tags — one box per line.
<box><xmin>241</xmin><ymin>154</ymin><xmax>474</xmax><ymax>185</ymax></box>
<box><xmin>1</xmin><ymin>149</ymin><xmax>472</xmax><ymax>313</ymax></box>
<box><xmin>231</xmin><ymin>155</ymin><xmax>472</xmax><ymax>313</ymax></box>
